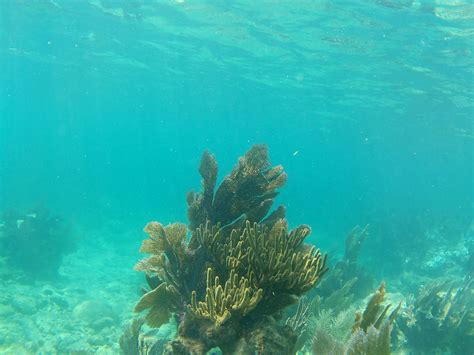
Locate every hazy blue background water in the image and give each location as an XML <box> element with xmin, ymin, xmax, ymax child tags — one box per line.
<box><xmin>1</xmin><ymin>0</ymin><xmax>472</xmax><ymax>262</ymax></box>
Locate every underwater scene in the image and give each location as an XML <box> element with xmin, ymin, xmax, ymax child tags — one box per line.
<box><xmin>0</xmin><ymin>1</ymin><xmax>473</xmax><ymax>354</ymax></box>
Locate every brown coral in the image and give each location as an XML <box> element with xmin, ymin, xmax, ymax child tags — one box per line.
<box><xmin>186</xmin><ymin>145</ymin><xmax>287</xmax><ymax>230</ymax></box>
<box><xmin>134</xmin><ymin>283</ymin><xmax>181</xmax><ymax>328</ymax></box>
<box><xmin>133</xmin><ymin>145</ymin><xmax>327</xmax><ymax>354</ymax></box>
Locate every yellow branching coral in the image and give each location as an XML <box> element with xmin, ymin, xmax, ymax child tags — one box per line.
<box><xmin>189</xmin><ymin>268</ymin><xmax>263</xmax><ymax>326</ymax></box>
<box><xmin>344</xmin><ymin>283</ymin><xmax>400</xmax><ymax>355</ymax></box>
<box><xmin>352</xmin><ymin>283</ymin><xmax>400</xmax><ymax>333</ymax></box>
<box><xmin>211</xmin><ymin>220</ymin><xmax>327</xmax><ymax>295</ymax></box>
<box><xmin>245</xmin><ymin>220</ymin><xmax>326</xmax><ymax>292</ymax></box>
<box><xmin>192</xmin><ymin>221</ymin><xmax>223</xmax><ymax>256</ymax></box>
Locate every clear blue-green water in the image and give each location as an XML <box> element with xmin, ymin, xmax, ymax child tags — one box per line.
<box><xmin>0</xmin><ymin>1</ymin><xmax>473</xmax><ymax>354</ymax></box>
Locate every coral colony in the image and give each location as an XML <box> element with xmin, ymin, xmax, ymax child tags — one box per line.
<box><xmin>128</xmin><ymin>146</ymin><xmax>400</xmax><ymax>354</ymax></box>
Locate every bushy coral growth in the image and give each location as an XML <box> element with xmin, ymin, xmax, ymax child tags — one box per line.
<box><xmin>312</xmin><ymin>283</ymin><xmax>400</xmax><ymax>355</ymax></box>
<box><xmin>0</xmin><ymin>206</ymin><xmax>76</xmax><ymax>278</ymax></box>
<box><xmin>317</xmin><ymin>225</ymin><xmax>374</xmax><ymax>300</ymax></box>
<box><xmin>132</xmin><ymin>145</ymin><xmax>327</xmax><ymax>353</ymax></box>
<box><xmin>398</xmin><ymin>275</ymin><xmax>474</xmax><ymax>354</ymax></box>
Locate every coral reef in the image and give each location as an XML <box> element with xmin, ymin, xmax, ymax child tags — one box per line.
<box><xmin>119</xmin><ymin>318</ymin><xmax>177</xmax><ymax>355</ymax></box>
<box><xmin>0</xmin><ymin>206</ymin><xmax>76</xmax><ymax>278</ymax></box>
<box><xmin>369</xmin><ymin>215</ymin><xmax>472</xmax><ymax>280</ymax></box>
<box><xmin>132</xmin><ymin>145</ymin><xmax>327</xmax><ymax>354</ymax></box>
<box><xmin>312</xmin><ymin>283</ymin><xmax>400</xmax><ymax>355</ymax></box>
<box><xmin>310</xmin><ymin>307</ymin><xmax>355</xmax><ymax>354</ymax></box>
<box><xmin>317</xmin><ymin>225</ymin><xmax>374</xmax><ymax>300</ymax></box>
<box><xmin>284</xmin><ymin>296</ymin><xmax>315</xmax><ymax>351</ymax></box>
<box><xmin>398</xmin><ymin>275</ymin><xmax>474</xmax><ymax>354</ymax></box>
<box><xmin>285</xmin><ymin>296</ymin><xmax>313</xmax><ymax>338</ymax></box>
<box><xmin>293</xmin><ymin>276</ymin><xmax>357</xmax><ymax>352</ymax></box>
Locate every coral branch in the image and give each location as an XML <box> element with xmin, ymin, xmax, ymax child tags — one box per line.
<box><xmin>187</xmin><ymin>144</ymin><xmax>287</xmax><ymax>230</ymax></box>
<box><xmin>188</xmin><ymin>268</ymin><xmax>263</xmax><ymax>326</ymax></box>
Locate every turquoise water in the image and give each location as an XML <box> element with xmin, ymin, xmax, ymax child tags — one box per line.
<box><xmin>0</xmin><ymin>1</ymin><xmax>473</xmax><ymax>354</ymax></box>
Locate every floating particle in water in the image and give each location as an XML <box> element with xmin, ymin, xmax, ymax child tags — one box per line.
<box><xmin>295</xmin><ymin>73</ymin><xmax>305</xmax><ymax>82</ymax></box>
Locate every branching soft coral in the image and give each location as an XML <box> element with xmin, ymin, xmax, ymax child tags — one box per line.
<box><xmin>197</xmin><ymin>220</ymin><xmax>326</xmax><ymax>300</ymax></box>
<box><xmin>317</xmin><ymin>225</ymin><xmax>374</xmax><ymax>300</ymax></box>
<box><xmin>135</xmin><ymin>222</ymin><xmax>189</xmax><ymax>298</ymax></box>
<box><xmin>132</xmin><ymin>145</ymin><xmax>327</xmax><ymax>354</ymax></box>
<box><xmin>189</xmin><ymin>268</ymin><xmax>263</xmax><ymax>326</ymax></box>
<box><xmin>186</xmin><ymin>145</ymin><xmax>287</xmax><ymax>230</ymax></box>
<box><xmin>312</xmin><ymin>283</ymin><xmax>400</xmax><ymax>355</ymax></box>
<box><xmin>399</xmin><ymin>276</ymin><xmax>474</xmax><ymax>354</ymax></box>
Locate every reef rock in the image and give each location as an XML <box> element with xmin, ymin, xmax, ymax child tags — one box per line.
<box><xmin>72</xmin><ymin>300</ymin><xmax>116</xmax><ymax>325</ymax></box>
<box><xmin>11</xmin><ymin>295</ymin><xmax>38</xmax><ymax>315</ymax></box>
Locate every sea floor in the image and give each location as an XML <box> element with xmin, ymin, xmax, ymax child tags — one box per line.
<box><xmin>1</xmin><ymin>221</ymin><xmax>470</xmax><ymax>354</ymax></box>
<box><xmin>0</xmin><ymin>227</ymin><xmax>142</xmax><ymax>354</ymax></box>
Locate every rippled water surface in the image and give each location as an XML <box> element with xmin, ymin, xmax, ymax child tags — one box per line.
<box><xmin>0</xmin><ymin>1</ymin><xmax>472</xmax><ymax>354</ymax></box>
